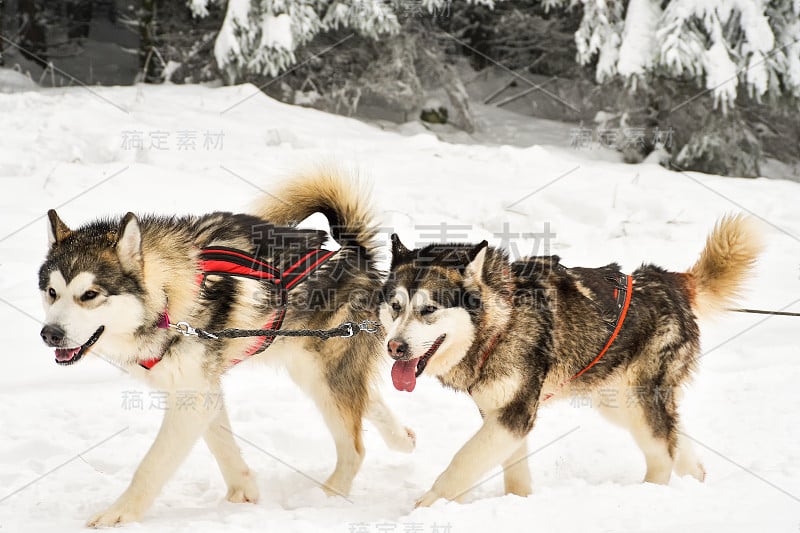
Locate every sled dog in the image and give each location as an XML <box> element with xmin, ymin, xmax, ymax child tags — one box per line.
<box><xmin>38</xmin><ymin>170</ymin><xmax>415</xmax><ymax>526</ymax></box>
<box><xmin>380</xmin><ymin>215</ymin><xmax>761</xmax><ymax>506</ymax></box>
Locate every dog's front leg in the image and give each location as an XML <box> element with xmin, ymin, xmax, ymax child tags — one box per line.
<box><xmin>415</xmin><ymin>416</ymin><xmax>526</xmax><ymax>507</ymax></box>
<box><xmin>87</xmin><ymin>387</ymin><xmax>219</xmax><ymax>527</ymax></box>
<box><xmin>204</xmin><ymin>400</ymin><xmax>259</xmax><ymax>503</ymax></box>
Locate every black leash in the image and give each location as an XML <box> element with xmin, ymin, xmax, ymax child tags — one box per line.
<box><xmin>729</xmin><ymin>308</ymin><xmax>800</xmax><ymax>317</ymax></box>
<box><xmin>165</xmin><ymin>307</ymin><xmax>796</xmax><ymax>346</ymax></box>
<box><xmin>169</xmin><ymin>320</ymin><xmax>382</xmax><ymax>341</ymax></box>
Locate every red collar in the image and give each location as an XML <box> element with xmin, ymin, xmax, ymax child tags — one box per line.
<box><xmin>138</xmin><ymin>310</ymin><xmax>171</xmax><ymax>370</ymax></box>
<box><xmin>467</xmin><ymin>332</ymin><xmax>502</xmax><ymax>395</ymax></box>
<box><xmin>468</xmin><ymin>267</ymin><xmax>512</xmax><ymax>395</ymax></box>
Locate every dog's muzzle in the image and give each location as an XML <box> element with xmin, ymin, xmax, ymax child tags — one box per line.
<box><xmin>387</xmin><ymin>338</ymin><xmax>409</xmax><ymax>360</ymax></box>
<box><xmin>41</xmin><ymin>325</ymin><xmax>105</xmax><ymax>366</ymax></box>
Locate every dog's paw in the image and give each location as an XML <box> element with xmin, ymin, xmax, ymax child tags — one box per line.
<box><xmin>389</xmin><ymin>426</ymin><xmax>416</xmax><ymax>454</ymax></box>
<box><xmin>414</xmin><ymin>489</ymin><xmax>441</xmax><ymax>508</ymax></box>
<box><xmin>225</xmin><ymin>473</ymin><xmax>260</xmax><ymax>503</ymax></box>
<box><xmin>679</xmin><ymin>461</ymin><xmax>706</xmax><ymax>482</ymax></box>
<box><xmin>86</xmin><ymin>504</ymin><xmax>143</xmax><ymax>528</ymax></box>
<box><xmin>504</xmin><ymin>482</ymin><xmax>532</xmax><ymax>497</ymax></box>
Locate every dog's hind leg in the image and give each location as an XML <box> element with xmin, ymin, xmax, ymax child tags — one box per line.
<box><xmin>285</xmin><ymin>348</ymin><xmax>365</xmax><ymax>497</ymax></box>
<box><xmin>321</xmin><ymin>400</ymin><xmax>365</xmax><ymax>497</ymax></box>
<box><xmin>203</xmin><ymin>400</ymin><xmax>260</xmax><ymax>503</ymax></box>
<box><xmin>674</xmin><ymin>430</ymin><xmax>706</xmax><ymax>481</ymax></box>
<box><xmin>365</xmin><ymin>389</ymin><xmax>416</xmax><ymax>453</ymax></box>
<box><xmin>595</xmin><ymin>377</ymin><xmax>677</xmax><ymax>485</ymax></box>
<box><xmin>628</xmin><ymin>411</ymin><xmax>675</xmax><ymax>484</ymax></box>
<box><xmin>671</xmin><ymin>386</ymin><xmax>706</xmax><ymax>482</ymax></box>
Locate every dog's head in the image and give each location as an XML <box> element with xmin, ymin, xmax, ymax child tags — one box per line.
<box><xmin>381</xmin><ymin>234</ymin><xmax>499</xmax><ymax>392</ymax></box>
<box><xmin>38</xmin><ymin>210</ymin><xmax>147</xmax><ymax>365</ymax></box>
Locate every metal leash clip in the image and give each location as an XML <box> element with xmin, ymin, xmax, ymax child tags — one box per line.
<box><xmin>171</xmin><ymin>321</ymin><xmax>199</xmax><ymax>337</ymax></box>
<box><xmin>357</xmin><ymin>320</ymin><xmax>381</xmax><ymax>334</ymax></box>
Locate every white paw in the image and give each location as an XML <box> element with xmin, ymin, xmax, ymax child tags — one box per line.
<box><xmin>86</xmin><ymin>503</ymin><xmax>143</xmax><ymax>528</ymax></box>
<box><xmin>414</xmin><ymin>489</ymin><xmax>441</xmax><ymax>508</ymax></box>
<box><xmin>680</xmin><ymin>461</ymin><xmax>706</xmax><ymax>482</ymax></box>
<box><xmin>320</xmin><ymin>480</ymin><xmax>351</xmax><ymax>498</ymax></box>
<box><xmin>504</xmin><ymin>482</ymin><xmax>532</xmax><ymax>497</ymax></box>
<box><xmin>388</xmin><ymin>426</ymin><xmax>417</xmax><ymax>453</ymax></box>
<box><xmin>225</xmin><ymin>472</ymin><xmax>260</xmax><ymax>503</ymax></box>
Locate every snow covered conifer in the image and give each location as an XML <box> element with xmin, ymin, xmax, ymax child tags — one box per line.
<box><xmin>190</xmin><ymin>0</ymin><xmax>499</xmax><ymax>82</ymax></box>
<box><xmin>547</xmin><ymin>0</ymin><xmax>800</xmax><ymax>176</ymax></box>
<box><xmin>187</xmin><ymin>0</ymin><xmax>399</xmax><ymax>81</ymax></box>
<box><xmin>566</xmin><ymin>0</ymin><xmax>800</xmax><ymax>109</ymax></box>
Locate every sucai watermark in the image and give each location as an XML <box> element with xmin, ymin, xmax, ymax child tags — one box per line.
<box><xmin>568</xmin><ymin>386</ymin><xmax>674</xmax><ymax>409</ymax></box>
<box><xmin>120</xmin><ymin>129</ymin><xmax>224</xmax><ymax>151</ymax></box>
<box><xmin>493</xmin><ymin>221</ymin><xmax>556</xmax><ymax>260</ymax></box>
<box><xmin>250</xmin><ymin>221</ymin><xmax>557</xmax><ymax>264</ymax></box>
<box><xmin>569</xmin><ymin>126</ymin><xmax>674</xmax><ymax>150</ymax></box>
<box><xmin>121</xmin><ymin>390</ymin><xmax>223</xmax><ymax>411</ymax></box>
<box><xmin>348</xmin><ymin>522</ymin><xmax>453</xmax><ymax>533</ymax></box>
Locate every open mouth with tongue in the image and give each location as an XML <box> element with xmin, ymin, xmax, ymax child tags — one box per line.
<box><xmin>54</xmin><ymin>326</ymin><xmax>105</xmax><ymax>366</ymax></box>
<box><xmin>391</xmin><ymin>334</ymin><xmax>446</xmax><ymax>392</ymax></box>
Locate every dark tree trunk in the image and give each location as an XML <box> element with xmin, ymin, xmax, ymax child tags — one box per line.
<box><xmin>18</xmin><ymin>0</ymin><xmax>48</xmax><ymax>67</ymax></box>
<box><xmin>66</xmin><ymin>0</ymin><xmax>93</xmax><ymax>40</ymax></box>
<box><xmin>139</xmin><ymin>0</ymin><xmax>162</xmax><ymax>82</ymax></box>
<box><xmin>0</xmin><ymin>0</ymin><xmax>5</xmax><ymax>66</ymax></box>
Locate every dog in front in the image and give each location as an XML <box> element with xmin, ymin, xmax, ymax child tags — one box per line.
<box><xmin>380</xmin><ymin>215</ymin><xmax>762</xmax><ymax>506</ymax></box>
<box><xmin>38</xmin><ymin>170</ymin><xmax>415</xmax><ymax>526</ymax></box>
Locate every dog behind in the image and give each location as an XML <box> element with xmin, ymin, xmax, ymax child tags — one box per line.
<box><xmin>380</xmin><ymin>215</ymin><xmax>762</xmax><ymax>506</ymax></box>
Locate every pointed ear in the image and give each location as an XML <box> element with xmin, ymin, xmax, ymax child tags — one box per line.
<box><xmin>390</xmin><ymin>233</ymin><xmax>411</xmax><ymax>268</ymax></box>
<box><xmin>47</xmin><ymin>209</ymin><xmax>71</xmax><ymax>247</ymax></box>
<box><xmin>464</xmin><ymin>240</ymin><xmax>489</xmax><ymax>280</ymax></box>
<box><xmin>117</xmin><ymin>212</ymin><xmax>143</xmax><ymax>273</ymax></box>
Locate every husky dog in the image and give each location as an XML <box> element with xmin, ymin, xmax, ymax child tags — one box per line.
<box><xmin>38</xmin><ymin>170</ymin><xmax>415</xmax><ymax>526</ymax></box>
<box><xmin>381</xmin><ymin>215</ymin><xmax>762</xmax><ymax>507</ymax></box>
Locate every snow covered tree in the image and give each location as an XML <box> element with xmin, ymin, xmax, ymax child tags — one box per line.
<box><xmin>565</xmin><ymin>0</ymin><xmax>800</xmax><ymax>108</ymax></box>
<box><xmin>550</xmin><ymin>0</ymin><xmax>800</xmax><ymax>176</ymax></box>
<box><xmin>189</xmin><ymin>0</ymin><xmax>500</xmax><ymax>131</ymax></box>
<box><xmin>188</xmin><ymin>0</ymin><xmax>488</xmax><ymax>81</ymax></box>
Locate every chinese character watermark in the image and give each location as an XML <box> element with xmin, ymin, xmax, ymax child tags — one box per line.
<box><xmin>120</xmin><ymin>129</ymin><xmax>224</xmax><ymax>151</ymax></box>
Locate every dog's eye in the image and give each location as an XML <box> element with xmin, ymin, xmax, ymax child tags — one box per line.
<box><xmin>48</xmin><ymin>287</ymin><xmax>56</xmax><ymax>299</ymax></box>
<box><xmin>80</xmin><ymin>290</ymin><xmax>99</xmax><ymax>302</ymax></box>
<box><xmin>420</xmin><ymin>305</ymin><xmax>437</xmax><ymax>316</ymax></box>
<box><xmin>391</xmin><ymin>301</ymin><xmax>402</xmax><ymax>312</ymax></box>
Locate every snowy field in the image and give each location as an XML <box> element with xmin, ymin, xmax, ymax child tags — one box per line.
<box><xmin>1</xmin><ymin>83</ymin><xmax>799</xmax><ymax>533</ymax></box>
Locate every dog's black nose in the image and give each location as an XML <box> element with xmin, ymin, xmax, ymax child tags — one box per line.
<box><xmin>40</xmin><ymin>324</ymin><xmax>65</xmax><ymax>346</ymax></box>
<box><xmin>387</xmin><ymin>338</ymin><xmax>408</xmax><ymax>360</ymax></box>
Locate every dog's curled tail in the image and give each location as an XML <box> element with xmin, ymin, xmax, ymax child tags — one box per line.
<box><xmin>687</xmin><ymin>214</ymin><xmax>763</xmax><ymax>319</ymax></box>
<box><xmin>253</xmin><ymin>166</ymin><xmax>379</xmax><ymax>255</ymax></box>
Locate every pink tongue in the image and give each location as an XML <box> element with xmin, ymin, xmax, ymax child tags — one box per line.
<box><xmin>55</xmin><ymin>347</ymin><xmax>80</xmax><ymax>362</ymax></box>
<box><xmin>391</xmin><ymin>358</ymin><xmax>420</xmax><ymax>392</ymax></box>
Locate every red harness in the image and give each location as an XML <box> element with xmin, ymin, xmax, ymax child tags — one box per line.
<box><xmin>139</xmin><ymin>246</ymin><xmax>338</xmax><ymax>370</ymax></box>
<box><xmin>469</xmin><ymin>273</ymin><xmax>633</xmax><ymax>400</ymax></box>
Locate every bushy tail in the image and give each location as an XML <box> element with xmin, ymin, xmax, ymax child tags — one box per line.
<box><xmin>252</xmin><ymin>166</ymin><xmax>379</xmax><ymax>254</ymax></box>
<box><xmin>688</xmin><ymin>214</ymin><xmax>763</xmax><ymax>319</ymax></box>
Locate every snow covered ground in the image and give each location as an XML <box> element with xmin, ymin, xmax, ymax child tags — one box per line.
<box><xmin>1</xmin><ymin>82</ymin><xmax>799</xmax><ymax>533</ymax></box>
